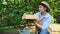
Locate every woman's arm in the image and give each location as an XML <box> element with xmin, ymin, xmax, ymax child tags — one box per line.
<box><xmin>33</xmin><ymin>20</ymin><xmax>42</xmax><ymax>29</ymax></box>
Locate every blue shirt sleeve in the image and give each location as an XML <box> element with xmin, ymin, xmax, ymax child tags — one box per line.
<box><xmin>35</xmin><ymin>12</ymin><xmax>40</xmax><ymax>16</ymax></box>
<box><xmin>42</xmin><ymin>16</ymin><xmax>52</xmax><ymax>30</ymax></box>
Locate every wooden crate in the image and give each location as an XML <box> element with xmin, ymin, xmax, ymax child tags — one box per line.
<box><xmin>49</xmin><ymin>24</ymin><xmax>60</xmax><ymax>34</ymax></box>
<box><xmin>22</xmin><ymin>13</ymin><xmax>39</xmax><ymax>20</ymax></box>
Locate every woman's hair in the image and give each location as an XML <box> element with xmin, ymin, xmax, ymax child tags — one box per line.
<box><xmin>38</xmin><ymin>3</ymin><xmax>50</xmax><ymax>12</ymax></box>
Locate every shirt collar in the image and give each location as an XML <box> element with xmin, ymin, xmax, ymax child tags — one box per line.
<box><xmin>39</xmin><ymin>12</ymin><xmax>49</xmax><ymax>19</ymax></box>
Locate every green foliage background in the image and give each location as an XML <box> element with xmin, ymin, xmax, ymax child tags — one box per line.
<box><xmin>0</xmin><ymin>0</ymin><xmax>60</xmax><ymax>26</ymax></box>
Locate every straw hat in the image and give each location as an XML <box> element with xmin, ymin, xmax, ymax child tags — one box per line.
<box><xmin>41</xmin><ymin>1</ymin><xmax>50</xmax><ymax>10</ymax></box>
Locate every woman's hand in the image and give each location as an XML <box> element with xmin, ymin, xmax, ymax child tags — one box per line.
<box><xmin>33</xmin><ymin>20</ymin><xmax>42</xmax><ymax>29</ymax></box>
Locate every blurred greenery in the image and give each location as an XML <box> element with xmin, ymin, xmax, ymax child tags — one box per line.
<box><xmin>0</xmin><ymin>0</ymin><xmax>60</xmax><ymax>27</ymax></box>
<box><xmin>0</xmin><ymin>27</ymin><xmax>18</xmax><ymax>32</ymax></box>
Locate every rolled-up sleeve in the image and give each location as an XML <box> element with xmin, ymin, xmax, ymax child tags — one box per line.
<box><xmin>42</xmin><ymin>16</ymin><xmax>52</xmax><ymax>30</ymax></box>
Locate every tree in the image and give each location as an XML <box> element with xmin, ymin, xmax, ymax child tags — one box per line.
<box><xmin>0</xmin><ymin>0</ymin><xmax>60</xmax><ymax>27</ymax></box>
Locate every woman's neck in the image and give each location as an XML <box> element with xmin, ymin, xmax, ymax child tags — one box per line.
<box><xmin>41</xmin><ymin>12</ymin><xmax>46</xmax><ymax>16</ymax></box>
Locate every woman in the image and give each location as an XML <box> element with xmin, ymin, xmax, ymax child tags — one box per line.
<box><xmin>33</xmin><ymin>1</ymin><xmax>52</xmax><ymax>34</ymax></box>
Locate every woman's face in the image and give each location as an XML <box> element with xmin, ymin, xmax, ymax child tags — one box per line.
<box><xmin>39</xmin><ymin>5</ymin><xmax>46</xmax><ymax>13</ymax></box>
